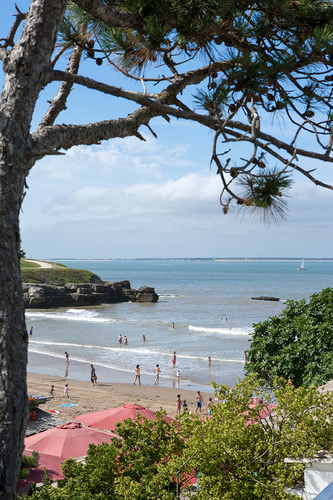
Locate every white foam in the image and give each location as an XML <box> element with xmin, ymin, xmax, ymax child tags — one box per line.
<box><xmin>159</xmin><ymin>294</ymin><xmax>185</xmax><ymax>298</ymax></box>
<box><xmin>25</xmin><ymin>309</ymin><xmax>115</xmax><ymax>323</ymax></box>
<box><xmin>188</xmin><ymin>325</ymin><xmax>251</xmax><ymax>336</ymax></box>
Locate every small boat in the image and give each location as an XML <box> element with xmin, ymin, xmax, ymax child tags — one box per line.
<box><xmin>297</xmin><ymin>258</ymin><xmax>307</xmax><ymax>271</ymax></box>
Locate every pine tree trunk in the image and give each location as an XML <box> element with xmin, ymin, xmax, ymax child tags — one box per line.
<box><xmin>0</xmin><ymin>161</ymin><xmax>28</xmax><ymax>498</ymax></box>
<box><xmin>0</xmin><ymin>1</ymin><xmax>67</xmax><ymax>496</ymax></box>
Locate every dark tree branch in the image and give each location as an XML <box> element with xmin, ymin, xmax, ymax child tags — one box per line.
<box><xmin>38</xmin><ymin>44</ymin><xmax>84</xmax><ymax>129</ymax></box>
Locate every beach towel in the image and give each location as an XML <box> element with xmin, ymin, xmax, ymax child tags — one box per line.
<box><xmin>58</xmin><ymin>403</ymin><xmax>79</xmax><ymax>407</ymax></box>
<box><xmin>49</xmin><ymin>410</ymin><xmax>65</xmax><ymax>414</ymax></box>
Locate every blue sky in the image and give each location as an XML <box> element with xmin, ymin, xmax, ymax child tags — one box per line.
<box><xmin>1</xmin><ymin>1</ymin><xmax>333</xmax><ymax>259</ymax></box>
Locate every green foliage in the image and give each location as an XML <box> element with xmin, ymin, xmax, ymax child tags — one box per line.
<box><xmin>237</xmin><ymin>170</ymin><xmax>293</xmax><ymax>224</ymax></box>
<box><xmin>24</xmin><ymin>378</ymin><xmax>333</xmax><ymax>500</ymax></box>
<box><xmin>19</xmin><ymin>451</ymin><xmax>39</xmax><ymax>480</ymax></box>
<box><xmin>19</xmin><ymin>248</ymin><xmax>26</xmax><ymax>259</ymax></box>
<box><xmin>246</xmin><ymin>287</ymin><xmax>333</xmax><ymax>387</ymax></box>
<box><xmin>20</xmin><ymin>268</ymin><xmax>101</xmax><ymax>285</ymax></box>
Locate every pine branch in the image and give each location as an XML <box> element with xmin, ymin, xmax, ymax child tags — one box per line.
<box><xmin>71</xmin><ymin>0</ymin><xmax>141</xmax><ymax>29</ymax></box>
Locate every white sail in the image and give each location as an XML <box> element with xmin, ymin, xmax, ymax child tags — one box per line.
<box><xmin>297</xmin><ymin>258</ymin><xmax>307</xmax><ymax>271</ymax></box>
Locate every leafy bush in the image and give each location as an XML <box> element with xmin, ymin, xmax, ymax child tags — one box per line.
<box><xmin>246</xmin><ymin>287</ymin><xmax>333</xmax><ymax>387</ymax></box>
<box><xmin>20</xmin><ymin>451</ymin><xmax>39</xmax><ymax>479</ymax></box>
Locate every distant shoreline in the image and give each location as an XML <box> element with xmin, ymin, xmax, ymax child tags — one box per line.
<box><xmin>44</xmin><ymin>258</ymin><xmax>333</xmax><ymax>262</ymax></box>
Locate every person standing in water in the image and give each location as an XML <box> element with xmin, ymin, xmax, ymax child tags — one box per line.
<box><xmin>172</xmin><ymin>351</ymin><xmax>176</xmax><ymax>368</ymax></box>
<box><xmin>65</xmin><ymin>352</ymin><xmax>69</xmax><ymax>363</ymax></box>
<box><xmin>134</xmin><ymin>365</ymin><xmax>141</xmax><ymax>385</ymax></box>
<box><xmin>29</xmin><ymin>326</ymin><xmax>33</xmax><ymax>336</ymax></box>
<box><xmin>208</xmin><ymin>356</ymin><xmax>211</xmax><ymax>367</ymax></box>
<box><xmin>124</xmin><ymin>336</ymin><xmax>128</xmax><ymax>345</ymax></box>
<box><xmin>154</xmin><ymin>364</ymin><xmax>161</xmax><ymax>386</ymax></box>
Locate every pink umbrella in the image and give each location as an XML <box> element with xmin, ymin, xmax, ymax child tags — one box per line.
<box><xmin>74</xmin><ymin>403</ymin><xmax>175</xmax><ymax>431</ymax></box>
<box><xmin>24</xmin><ymin>421</ymin><xmax>119</xmax><ymax>458</ymax></box>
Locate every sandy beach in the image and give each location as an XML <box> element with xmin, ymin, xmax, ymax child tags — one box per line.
<box><xmin>27</xmin><ymin>372</ymin><xmax>214</xmax><ymax>422</ymax></box>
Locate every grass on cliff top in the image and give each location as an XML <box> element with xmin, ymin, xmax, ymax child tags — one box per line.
<box><xmin>20</xmin><ymin>260</ymin><xmax>102</xmax><ymax>285</ymax></box>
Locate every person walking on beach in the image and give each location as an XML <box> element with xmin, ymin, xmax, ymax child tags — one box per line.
<box><xmin>90</xmin><ymin>364</ymin><xmax>96</xmax><ymax>386</ymax></box>
<box><xmin>183</xmin><ymin>399</ymin><xmax>188</xmax><ymax>414</ymax></box>
<box><xmin>134</xmin><ymin>365</ymin><xmax>141</xmax><ymax>385</ymax></box>
<box><xmin>172</xmin><ymin>351</ymin><xmax>176</xmax><ymax>368</ymax></box>
<box><xmin>63</xmin><ymin>384</ymin><xmax>69</xmax><ymax>398</ymax></box>
<box><xmin>154</xmin><ymin>364</ymin><xmax>161</xmax><ymax>386</ymax></box>
<box><xmin>196</xmin><ymin>391</ymin><xmax>203</xmax><ymax>413</ymax></box>
<box><xmin>207</xmin><ymin>397</ymin><xmax>213</xmax><ymax>416</ymax></box>
<box><xmin>49</xmin><ymin>385</ymin><xmax>54</xmax><ymax>396</ymax></box>
<box><xmin>65</xmin><ymin>352</ymin><xmax>69</xmax><ymax>363</ymax></box>
<box><xmin>176</xmin><ymin>394</ymin><xmax>182</xmax><ymax>415</ymax></box>
<box><xmin>29</xmin><ymin>326</ymin><xmax>33</xmax><ymax>336</ymax></box>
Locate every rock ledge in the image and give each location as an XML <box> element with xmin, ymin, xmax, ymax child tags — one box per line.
<box><xmin>23</xmin><ymin>281</ymin><xmax>159</xmax><ymax>309</ymax></box>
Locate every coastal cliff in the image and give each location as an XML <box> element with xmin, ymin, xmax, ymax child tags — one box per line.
<box><xmin>23</xmin><ymin>281</ymin><xmax>159</xmax><ymax>309</ymax></box>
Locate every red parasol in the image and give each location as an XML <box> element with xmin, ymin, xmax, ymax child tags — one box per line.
<box><xmin>74</xmin><ymin>403</ymin><xmax>175</xmax><ymax>431</ymax></box>
<box><xmin>24</xmin><ymin>421</ymin><xmax>119</xmax><ymax>458</ymax></box>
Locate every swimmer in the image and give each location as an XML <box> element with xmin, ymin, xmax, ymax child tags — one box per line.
<box><xmin>124</xmin><ymin>336</ymin><xmax>128</xmax><ymax>345</ymax></box>
<box><xmin>172</xmin><ymin>323</ymin><xmax>175</xmax><ymax>328</ymax></box>
<box><xmin>142</xmin><ymin>335</ymin><xmax>146</xmax><ymax>342</ymax></box>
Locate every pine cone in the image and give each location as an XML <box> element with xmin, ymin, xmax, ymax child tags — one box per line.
<box><xmin>87</xmin><ymin>48</ymin><xmax>95</xmax><ymax>59</ymax></box>
<box><xmin>96</xmin><ymin>58</ymin><xmax>103</xmax><ymax>66</ymax></box>
<box><xmin>87</xmin><ymin>39</ymin><xmax>95</xmax><ymax>48</ymax></box>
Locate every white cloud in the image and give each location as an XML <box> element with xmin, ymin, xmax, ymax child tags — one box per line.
<box><xmin>45</xmin><ymin>173</ymin><xmax>222</xmax><ymax>217</ymax></box>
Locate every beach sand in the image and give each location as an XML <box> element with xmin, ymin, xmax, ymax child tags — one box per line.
<box><xmin>27</xmin><ymin>372</ymin><xmax>214</xmax><ymax>422</ymax></box>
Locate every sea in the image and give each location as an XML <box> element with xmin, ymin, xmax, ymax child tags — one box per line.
<box><xmin>25</xmin><ymin>259</ymin><xmax>333</xmax><ymax>390</ymax></box>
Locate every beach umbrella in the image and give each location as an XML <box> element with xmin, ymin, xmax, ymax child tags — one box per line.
<box><xmin>24</xmin><ymin>421</ymin><xmax>119</xmax><ymax>459</ymax></box>
<box><xmin>74</xmin><ymin>403</ymin><xmax>175</xmax><ymax>431</ymax></box>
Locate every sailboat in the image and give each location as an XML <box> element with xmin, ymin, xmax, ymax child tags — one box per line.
<box><xmin>297</xmin><ymin>258</ymin><xmax>307</xmax><ymax>271</ymax></box>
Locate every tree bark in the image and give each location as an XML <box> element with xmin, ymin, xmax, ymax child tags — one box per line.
<box><xmin>0</xmin><ymin>2</ymin><xmax>67</xmax><ymax>497</ymax></box>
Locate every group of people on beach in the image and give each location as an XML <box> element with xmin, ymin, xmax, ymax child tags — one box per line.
<box><xmin>176</xmin><ymin>391</ymin><xmax>214</xmax><ymax>415</ymax></box>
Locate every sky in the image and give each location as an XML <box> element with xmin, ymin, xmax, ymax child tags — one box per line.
<box><xmin>1</xmin><ymin>1</ymin><xmax>333</xmax><ymax>259</ymax></box>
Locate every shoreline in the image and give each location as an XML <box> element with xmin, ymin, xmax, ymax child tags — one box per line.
<box><xmin>28</xmin><ymin>350</ymin><xmax>215</xmax><ymax>394</ymax></box>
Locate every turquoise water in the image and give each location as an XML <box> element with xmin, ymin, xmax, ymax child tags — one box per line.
<box><xmin>26</xmin><ymin>259</ymin><xmax>333</xmax><ymax>388</ymax></box>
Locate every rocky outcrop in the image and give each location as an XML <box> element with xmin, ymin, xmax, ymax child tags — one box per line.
<box><xmin>23</xmin><ymin>281</ymin><xmax>159</xmax><ymax>309</ymax></box>
<box><xmin>251</xmin><ymin>296</ymin><xmax>280</xmax><ymax>301</ymax></box>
